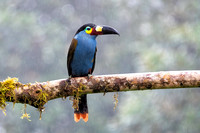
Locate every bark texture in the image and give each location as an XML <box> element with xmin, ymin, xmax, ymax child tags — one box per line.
<box><xmin>1</xmin><ymin>71</ymin><xmax>200</xmax><ymax>109</ymax></box>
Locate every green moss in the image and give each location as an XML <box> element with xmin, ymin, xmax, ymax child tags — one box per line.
<box><xmin>21</xmin><ymin>104</ymin><xmax>31</xmax><ymax>121</ymax></box>
<box><xmin>0</xmin><ymin>78</ymin><xmax>49</xmax><ymax>120</ymax></box>
<box><xmin>34</xmin><ymin>89</ymin><xmax>48</xmax><ymax>107</ymax></box>
<box><xmin>71</xmin><ymin>89</ymin><xmax>80</xmax><ymax>110</ymax></box>
<box><xmin>70</xmin><ymin>83</ymin><xmax>87</xmax><ymax>110</ymax></box>
<box><xmin>79</xmin><ymin>83</ymin><xmax>87</xmax><ymax>91</ymax></box>
<box><xmin>34</xmin><ymin>89</ymin><xmax>48</xmax><ymax>120</ymax></box>
<box><xmin>73</xmin><ymin>83</ymin><xmax>87</xmax><ymax>95</ymax></box>
<box><xmin>113</xmin><ymin>92</ymin><xmax>119</xmax><ymax>110</ymax></box>
<box><xmin>0</xmin><ymin>77</ymin><xmax>18</xmax><ymax>115</ymax></box>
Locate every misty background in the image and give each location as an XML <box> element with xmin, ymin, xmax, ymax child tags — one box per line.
<box><xmin>0</xmin><ymin>0</ymin><xmax>200</xmax><ymax>133</ymax></box>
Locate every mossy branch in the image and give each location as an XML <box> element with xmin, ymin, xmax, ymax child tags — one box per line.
<box><xmin>1</xmin><ymin>70</ymin><xmax>200</xmax><ymax>111</ymax></box>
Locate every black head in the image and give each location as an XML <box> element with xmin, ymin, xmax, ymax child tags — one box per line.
<box><xmin>75</xmin><ymin>23</ymin><xmax>96</xmax><ymax>35</ymax></box>
<box><xmin>75</xmin><ymin>23</ymin><xmax>119</xmax><ymax>36</ymax></box>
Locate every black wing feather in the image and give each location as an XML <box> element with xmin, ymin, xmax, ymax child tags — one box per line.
<box><xmin>91</xmin><ymin>47</ymin><xmax>97</xmax><ymax>74</ymax></box>
<box><xmin>67</xmin><ymin>39</ymin><xmax>78</xmax><ymax>76</ymax></box>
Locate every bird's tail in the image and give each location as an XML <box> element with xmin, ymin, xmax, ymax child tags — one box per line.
<box><xmin>74</xmin><ymin>94</ymin><xmax>88</xmax><ymax>122</ymax></box>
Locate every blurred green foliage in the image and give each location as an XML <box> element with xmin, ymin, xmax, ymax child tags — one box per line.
<box><xmin>0</xmin><ymin>0</ymin><xmax>200</xmax><ymax>133</ymax></box>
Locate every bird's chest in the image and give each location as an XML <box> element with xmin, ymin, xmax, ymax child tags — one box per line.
<box><xmin>71</xmin><ymin>38</ymin><xmax>96</xmax><ymax>76</ymax></box>
<box><xmin>75</xmin><ymin>39</ymin><xmax>95</xmax><ymax>58</ymax></box>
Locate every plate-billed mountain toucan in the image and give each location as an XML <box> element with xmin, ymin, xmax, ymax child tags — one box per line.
<box><xmin>67</xmin><ymin>23</ymin><xmax>119</xmax><ymax>122</ymax></box>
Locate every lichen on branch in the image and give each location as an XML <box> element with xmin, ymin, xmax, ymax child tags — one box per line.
<box><xmin>0</xmin><ymin>77</ymin><xmax>20</xmax><ymax>114</ymax></box>
<box><xmin>1</xmin><ymin>71</ymin><xmax>200</xmax><ymax>119</ymax></box>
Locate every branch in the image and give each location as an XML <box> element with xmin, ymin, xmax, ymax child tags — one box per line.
<box><xmin>1</xmin><ymin>70</ymin><xmax>200</xmax><ymax>110</ymax></box>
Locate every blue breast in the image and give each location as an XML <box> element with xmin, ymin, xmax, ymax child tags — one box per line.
<box><xmin>71</xmin><ymin>31</ymin><xmax>97</xmax><ymax>76</ymax></box>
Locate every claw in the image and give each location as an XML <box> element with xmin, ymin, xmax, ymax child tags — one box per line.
<box><xmin>87</xmin><ymin>74</ymin><xmax>93</xmax><ymax>80</ymax></box>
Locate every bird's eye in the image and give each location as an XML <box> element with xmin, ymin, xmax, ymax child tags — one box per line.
<box><xmin>85</xmin><ymin>26</ymin><xmax>93</xmax><ymax>34</ymax></box>
<box><xmin>85</xmin><ymin>26</ymin><xmax>91</xmax><ymax>31</ymax></box>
